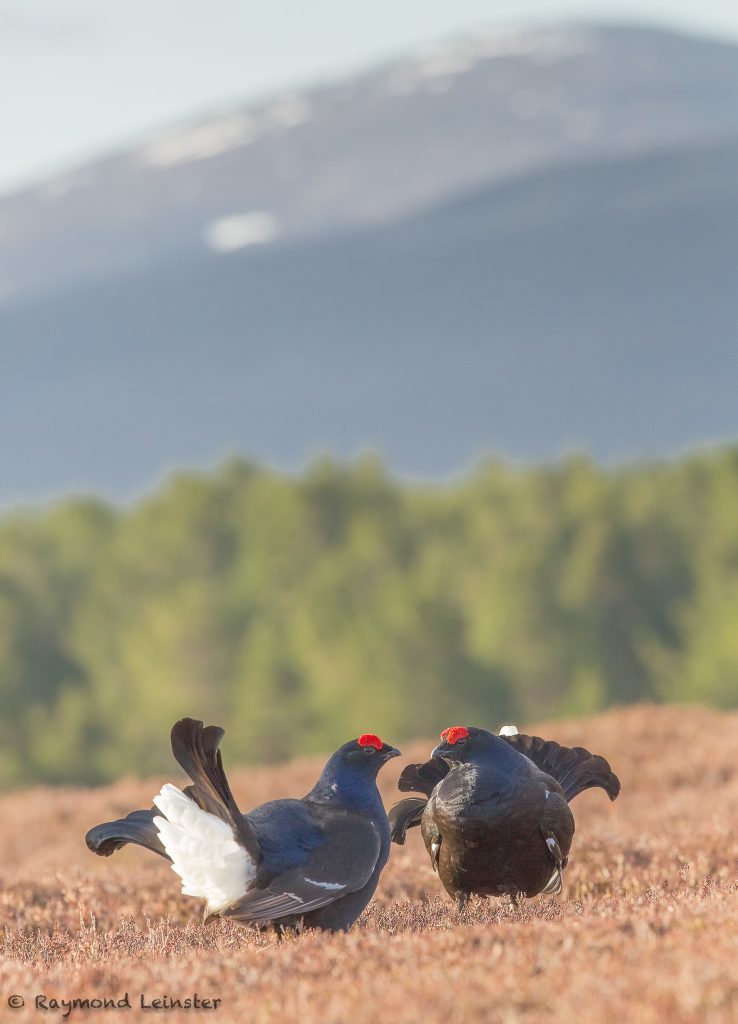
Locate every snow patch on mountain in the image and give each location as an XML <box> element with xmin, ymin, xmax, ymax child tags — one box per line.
<box><xmin>204</xmin><ymin>212</ymin><xmax>280</xmax><ymax>252</ymax></box>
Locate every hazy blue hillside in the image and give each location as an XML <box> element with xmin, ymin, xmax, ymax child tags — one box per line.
<box><xmin>2</xmin><ymin>24</ymin><xmax>738</xmax><ymax>303</ymax></box>
<box><xmin>2</xmin><ymin>140</ymin><xmax>738</xmax><ymax>502</ymax></box>
<box><xmin>3</xmin><ymin>23</ymin><xmax>738</xmax><ymax>502</ymax></box>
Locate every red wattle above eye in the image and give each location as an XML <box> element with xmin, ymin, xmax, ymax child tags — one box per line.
<box><xmin>440</xmin><ymin>726</ymin><xmax>469</xmax><ymax>745</ymax></box>
<box><xmin>358</xmin><ymin>734</ymin><xmax>383</xmax><ymax>750</ymax></box>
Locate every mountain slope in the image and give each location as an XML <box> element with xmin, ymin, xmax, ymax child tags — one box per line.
<box><xmin>3</xmin><ymin>139</ymin><xmax>738</xmax><ymax>502</ymax></box>
<box><xmin>2</xmin><ymin>24</ymin><xmax>738</xmax><ymax>303</ymax></box>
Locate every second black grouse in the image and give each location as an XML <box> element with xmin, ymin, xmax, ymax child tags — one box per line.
<box><xmin>389</xmin><ymin>724</ymin><xmax>619</xmax><ymax>906</ymax></box>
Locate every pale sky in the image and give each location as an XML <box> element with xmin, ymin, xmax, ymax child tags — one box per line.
<box><xmin>3</xmin><ymin>0</ymin><xmax>738</xmax><ymax>195</ymax></box>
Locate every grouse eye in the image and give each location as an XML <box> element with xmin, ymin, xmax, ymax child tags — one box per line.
<box><xmin>362</xmin><ymin>745</ymin><xmax>376</xmax><ymax>754</ymax></box>
<box><xmin>455</xmin><ymin>737</ymin><xmax>467</xmax><ymax>745</ymax></box>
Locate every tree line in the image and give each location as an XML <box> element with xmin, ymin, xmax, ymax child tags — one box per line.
<box><xmin>1</xmin><ymin>449</ymin><xmax>737</xmax><ymax>787</ymax></box>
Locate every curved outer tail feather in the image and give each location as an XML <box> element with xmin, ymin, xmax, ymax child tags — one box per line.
<box><xmin>85</xmin><ymin>807</ymin><xmax>168</xmax><ymax>859</ymax></box>
<box><xmin>390</xmin><ymin>758</ymin><xmax>450</xmax><ymax>845</ymax></box>
<box><xmin>388</xmin><ymin>797</ymin><xmax>427</xmax><ymax>845</ymax></box>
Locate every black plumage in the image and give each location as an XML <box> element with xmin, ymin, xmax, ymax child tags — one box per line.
<box><xmin>87</xmin><ymin>719</ymin><xmax>400</xmax><ymax>932</ymax></box>
<box><xmin>389</xmin><ymin>724</ymin><xmax>619</xmax><ymax>906</ymax></box>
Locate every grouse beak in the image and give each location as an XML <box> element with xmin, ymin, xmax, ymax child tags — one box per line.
<box><xmin>431</xmin><ymin>743</ymin><xmax>451</xmax><ymax>761</ymax></box>
<box><xmin>382</xmin><ymin>745</ymin><xmax>402</xmax><ymax>761</ymax></box>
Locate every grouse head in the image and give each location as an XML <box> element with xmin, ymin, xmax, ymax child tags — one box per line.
<box><xmin>311</xmin><ymin>733</ymin><xmax>402</xmax><ymax>802</ymax></box>
<box><xmin>335</xmin><ymin>734</ymin><xmax>402</xmax><ymax>773</ymax></box>
<box><xmin>431</xmin><ymin>725</ymin><xmax>502</xmax><ymax>765</ymax></box>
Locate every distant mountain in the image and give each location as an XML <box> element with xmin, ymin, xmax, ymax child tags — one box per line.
<box><xmin>3</xmin><ymin>138</ymin><xmax>738</xmax><ymax>502</ymax></box>
<box><xmin>2</xmin><ymin>23</ymin><xmax>738</xmax><ymax>305</ymax></box>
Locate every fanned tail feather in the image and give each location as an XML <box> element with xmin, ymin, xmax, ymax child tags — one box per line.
<box><xmin>503</xmin><ymin>733</ymin><xmax>620</xmax><ymax>803</ymax></box>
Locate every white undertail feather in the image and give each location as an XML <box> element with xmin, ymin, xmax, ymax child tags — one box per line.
<box><xmin>543</xmin><ymin>836</ymin><xmax>564</xmax><ymax>895</ymax></box>
<box><xmin>152</xmin><ymin>783</ymin><xmax>255</xmax><ymax>915</ymax></box>
<box><xmin>499</xmin><ymin>725</ymin><xmax>519</xmax><ymax>736</ymax></box>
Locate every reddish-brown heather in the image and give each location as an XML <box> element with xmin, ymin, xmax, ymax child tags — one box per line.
<box><xmin>2</xmin><ymin>705</ymin><xmax>738</xmax><ymax>1023</ymax></box>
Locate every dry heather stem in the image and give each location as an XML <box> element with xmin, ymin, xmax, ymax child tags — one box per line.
<box><xmin>1</xmin><ymin>705</ymin><xmax>738</xmax><ymax>1023</ymax></box>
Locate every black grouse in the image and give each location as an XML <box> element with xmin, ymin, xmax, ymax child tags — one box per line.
<box><xmin>389</xmin><ymin>724</ymin><xmax>619</xmax><ymax>907</ymax></box>
<box><xmin>87</xmin><ymin>719</ymin><xmax>400</xmax><ymax>932</ymax></box>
